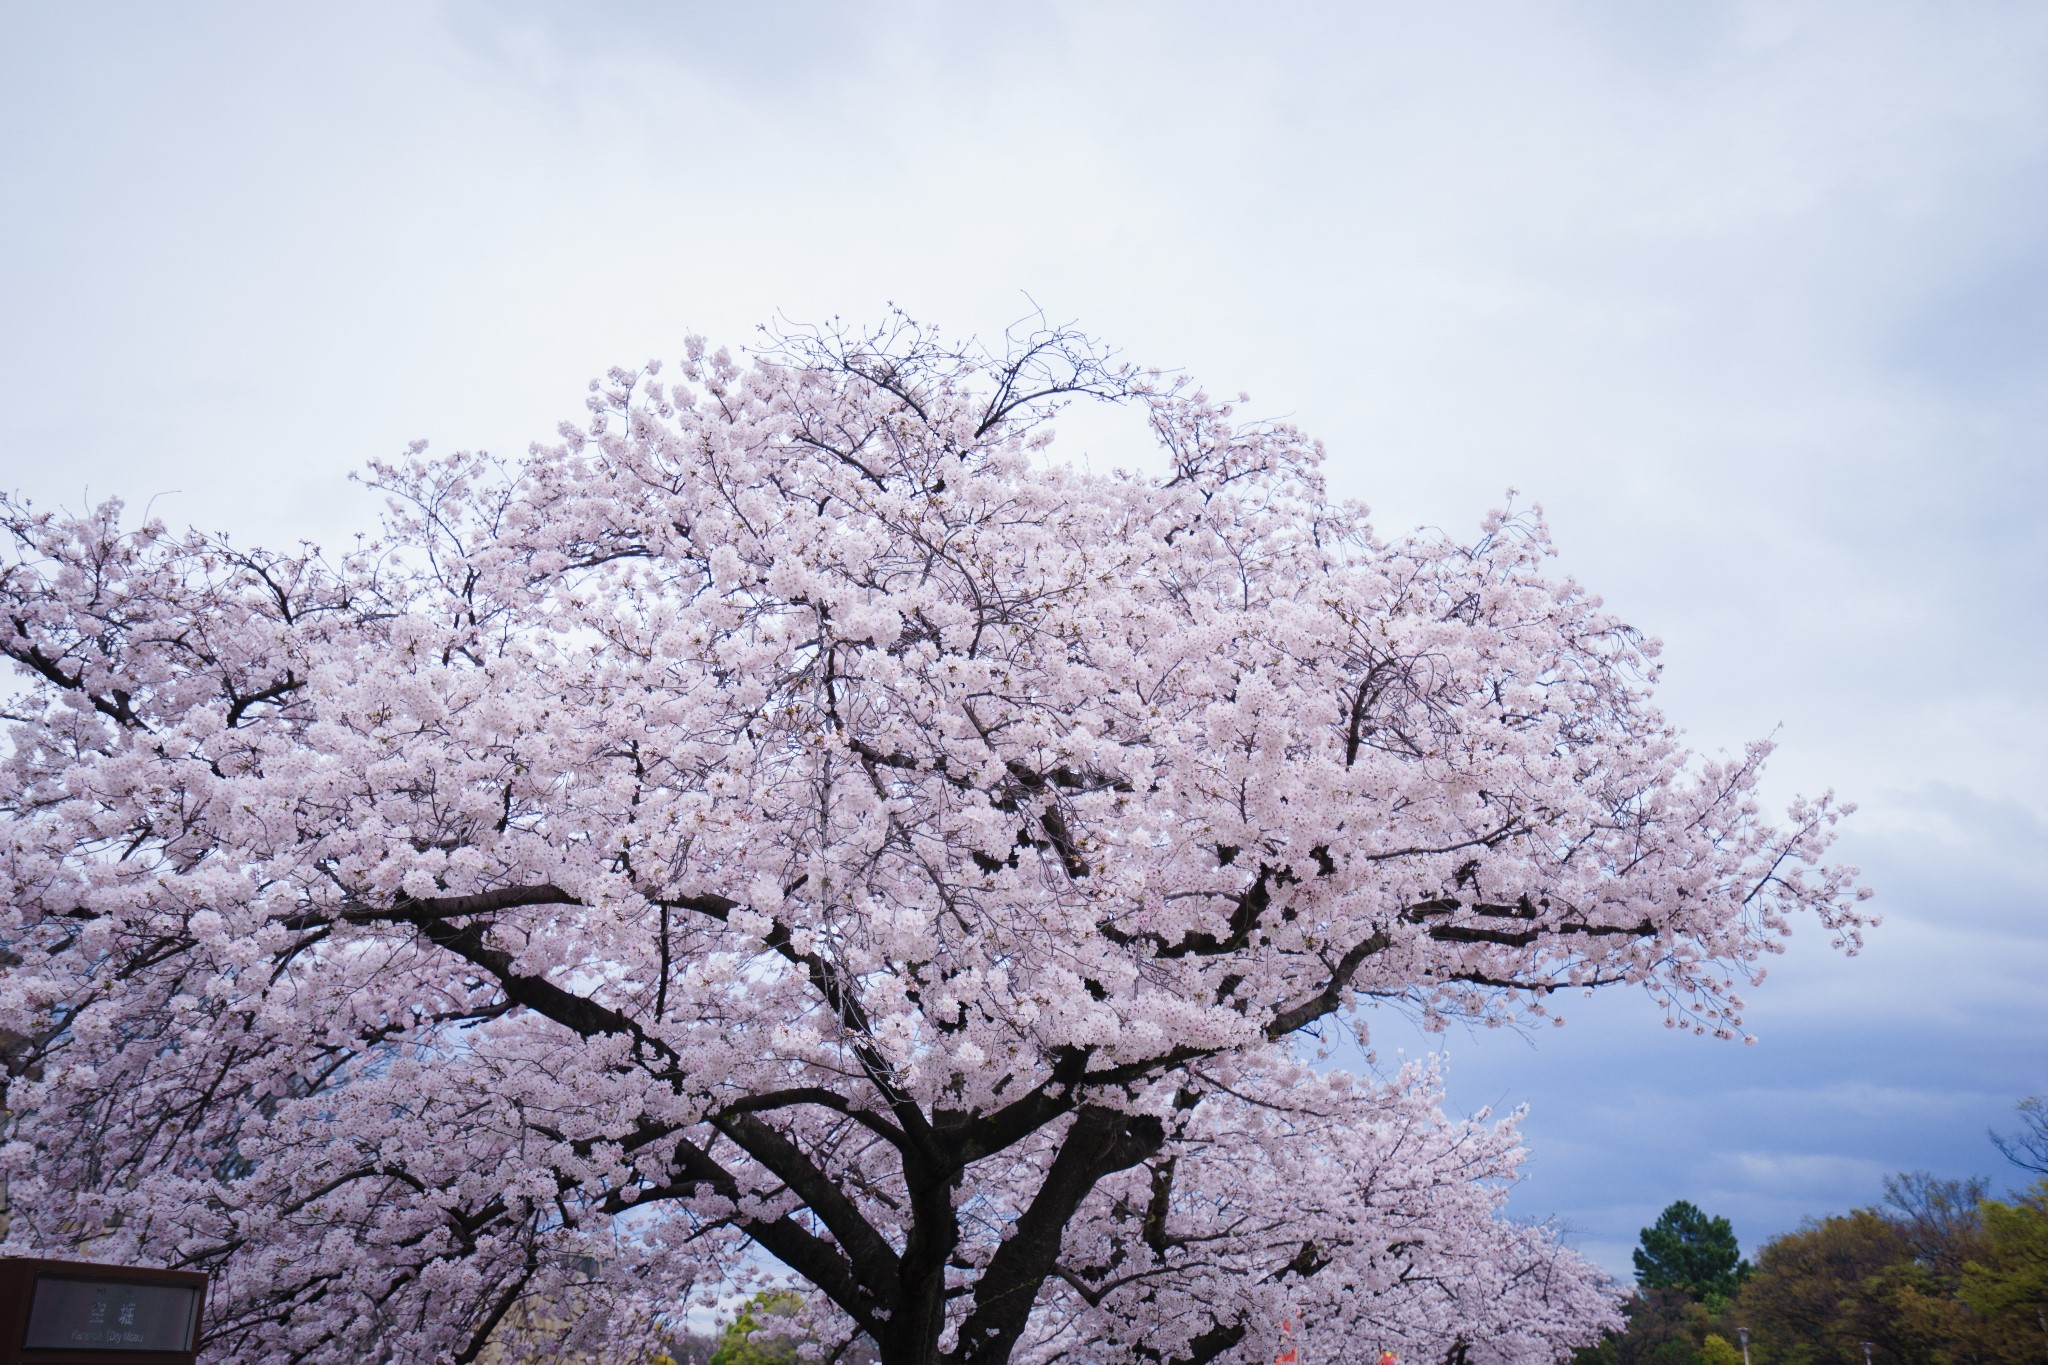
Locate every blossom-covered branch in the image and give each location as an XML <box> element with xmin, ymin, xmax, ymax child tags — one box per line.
<box><xmin>0</xmin><ymin>312</ymin><xmax>1867</xmax><ymax>1365</ymax></box>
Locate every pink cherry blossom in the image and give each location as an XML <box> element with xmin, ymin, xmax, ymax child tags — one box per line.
<box><xmin>0</xmin><ymin>314</ymin><xmax>1867</xmax><ymax>1365</ymax></box>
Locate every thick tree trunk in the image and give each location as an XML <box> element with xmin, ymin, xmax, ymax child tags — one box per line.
<box><xmin>855</xmin><ymin>1106</ymin><xmax>1167</xmax><ymax>1365</ymax></box>
<box><xmin>878</xmin><ymin>1161</ymin><xmax>961</xmax><ymax>1365</ymax></box>
<box><xmin>935</xmin><ymin>1106</ymin><xmax>1165</xmax><ymax>1365</ymax></box>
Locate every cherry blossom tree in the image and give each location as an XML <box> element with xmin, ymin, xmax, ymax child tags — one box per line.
<box><xmin>0</xmin><ymin>315</ymin><xmax>1870</xmax><ymax>1365</ymax></box>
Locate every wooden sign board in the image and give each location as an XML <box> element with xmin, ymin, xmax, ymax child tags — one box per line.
<box><xmin>0</xmin><ymin>1259</ymin><xmax>207</xmax><ymax>1365</ymax></box>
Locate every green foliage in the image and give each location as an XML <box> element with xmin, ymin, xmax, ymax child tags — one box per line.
<box><xmin>708</xmin><ymin>1292</ymin><xmax>807</xmax><ymax>1365</ymax></box>
<box><xmin>1958</xmin><ymin>1180</ymin><xmax>2048</xmax><ymax>1362</ymax></box>
<box><xmin>1634</xmin><ymin>1201</ymin><xmax>1752</xmax><ymax>1304</ymax></box>
<box><xmin>1727</xmin><ymin>1186</ymin><xmax>2038</xmax><ymax>1365</ymax></box>
<box><xmin>1591</xmin><ymin>1139</ymin><xmax>2048</xmax><ymax>1365</ymax></box>
<box><xmin>1697</xmin><ymin>1334</ymin><xmax>1741</xmax><ymax>1365</ymax></box>
<box><xmin>1567</xmin><ymin>1288</ymin><xmax>1713</xmax><ymax>1365</ymax></box>
<box><xmin>1589</xmin><ymin>1178</ymin><xmax>2036</xmax><ymax>1363</ymax></box>
<box><xmin>1729</xmin><ymin>1208</ymin><xmax>1914</xmax><ymax>1364</ymax></box>
<box><xmin>1571</xmin><ymin>1206</ymin><xmax>1755</xmax><ymax>1365</ymax></box>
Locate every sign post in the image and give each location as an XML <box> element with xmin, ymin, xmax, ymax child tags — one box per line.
<box><xmin>0</xmin><ymin>1259</ymin><xmax>207</xmax><ymax>1365</ymax></box>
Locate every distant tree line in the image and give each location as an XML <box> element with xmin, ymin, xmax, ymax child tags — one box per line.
<box><xmin>1573</xmin><ymin>1096</ymin><xmax>2048</xmax><ymax>1365</ymax></box>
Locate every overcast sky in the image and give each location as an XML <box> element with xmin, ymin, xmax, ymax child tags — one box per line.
<box><xmin>3</xmin><ymin>1</ymin><xmax>2043</xmax><ymax>1280</ymax></box>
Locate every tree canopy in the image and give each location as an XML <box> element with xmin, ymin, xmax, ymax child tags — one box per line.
<box><xmin>1579</xmin><ymin>1164</ymin><xmax>2047</xmax><ymax>1365</ymax></box>
<box><xmin>0</xmin><ymin>315</ymin><xmax>1869</xmax><ymax>1365</ymax></box>
<box><xmin>1958</xmin><ymin>1182</ymin><xmax>2048</xmax><ymax>1359</ymax></box>
<box><xmin>1634</xmin><ymin>1202</ymin><xmax>1751</xmax><ymax>1305</ymax></box>
<box><xmin>708</xmin><ymin>1292</ymin><xmax>809</xmax><ymax>1365</ymax></box>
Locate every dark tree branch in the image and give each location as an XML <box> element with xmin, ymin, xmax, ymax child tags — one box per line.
<box><xmin>281</xmin><ymin>883</ymin><xmax>583</xmax><ymax>932</ymax></box>
<box><xmin>666</xmin><ymin>1135</ymin><xmax>887</xmax><ymax>1334</ymax></box>
<box><xmin>1265</xmin><ymin>929</ymin><xmax>1394</xmax><ymax>1038</ymax></box>
<box><xmin>951</xmin><ymin>1106</ymin><xmax>1166</xmax><ymax>1365</ymax></box>
<box><xmin>710</xmin><ymin>1111</ymin><xmax>905</xmax><ymax>1281</ymax></box>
